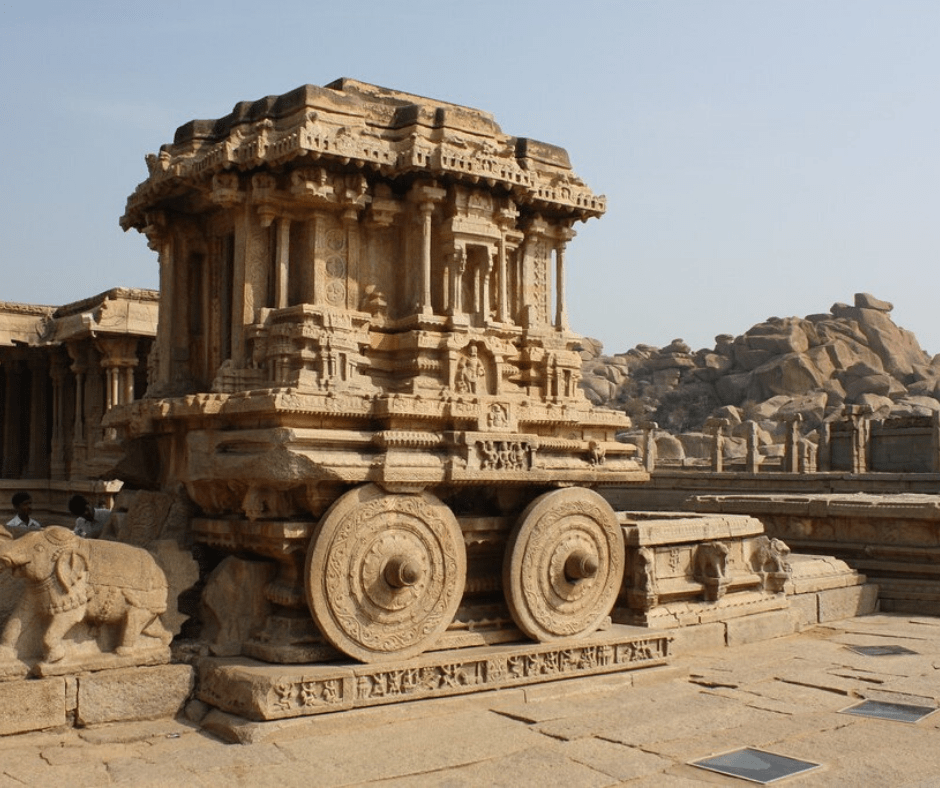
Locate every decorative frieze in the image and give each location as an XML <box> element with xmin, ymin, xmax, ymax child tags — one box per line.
<box><xmin>198</xmin><ymin>626</ymin><xmax>670</xmax><ymax>720</ymax></box>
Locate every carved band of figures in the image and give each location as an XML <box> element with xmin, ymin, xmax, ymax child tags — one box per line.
<box><xmin>476</xmin><ymin>439</ymin><xmax>532</xmax><ymax>471</ymax></box>
<box><xmin>260</xmin><ymin>634</ymin><xmax>669</xmax><ymax>716</ymax></box>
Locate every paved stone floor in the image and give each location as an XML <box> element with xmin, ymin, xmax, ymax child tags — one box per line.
<box><xmin>1</xmin><ymin>613</ymin><xmax>939</xmax><ymax>786</ymax></box>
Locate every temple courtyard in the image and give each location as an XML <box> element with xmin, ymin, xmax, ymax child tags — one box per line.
<box><xmin>0</xmin><ymin>612</ymin><xmax>937</xmax><ymax>786</ymax></box>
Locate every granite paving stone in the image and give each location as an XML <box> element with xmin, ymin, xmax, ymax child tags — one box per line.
<box><xmin>2</xmin><ymin>614</ymin><xmax>940</xmax><ymax>784</ymax></box>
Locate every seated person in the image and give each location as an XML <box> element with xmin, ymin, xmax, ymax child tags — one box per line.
<box><xmin>68</xmin><ymin>494</ymin><xmax>110</xmax><ymax>539</ymax></box>
<box><xmin>6</xmin><ymin>492</ymin><xmax>42</xmax><ymax>537</ymax></box>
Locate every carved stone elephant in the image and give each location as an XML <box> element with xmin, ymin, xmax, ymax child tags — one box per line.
<box><xmin>0</xmin><ymin>526</ymin><xmax>171</xmax><ymax>663</ymax></box>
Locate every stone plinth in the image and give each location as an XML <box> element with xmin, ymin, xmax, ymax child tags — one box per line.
<box><xmin>614</xmin><ymin>512</ymin><xmax>789</xmax><ymax>628</ymax></box>
<box><xmin>197</xmin><ymin>626</ymin><xmax>670</xmax><ymax>721</ymax></box>
<box><xmin>690</xmin><ymin>493</ymin><xmax>936</xmax><ymax>614</ymax></box>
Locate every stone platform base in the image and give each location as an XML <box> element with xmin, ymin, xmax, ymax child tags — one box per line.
<box><xmin>0</xmin><ymin>664</ymin><xmax>194</xmax><ymax>736</ymax></box>
<box><xmin>689</xmin><ymin>493</ymin><xmax>939</xmax><ymax>614</ymax></box>
<box><xmin>197</xmin><ymin>625</ymin><xmax>670</xmax><ymax>722</ymax></box>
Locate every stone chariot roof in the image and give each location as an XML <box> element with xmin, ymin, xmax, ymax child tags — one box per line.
<box><xmin>121</xmin><ymin>78</ymin><xmax>606</xmax><ymax>230</ymax></box>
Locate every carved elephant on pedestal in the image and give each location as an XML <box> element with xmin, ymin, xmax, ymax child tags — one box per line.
<box><xmin>0</xmin><ymin>526</ymin><xmax>171</xmax><ymax>663</ymax></box>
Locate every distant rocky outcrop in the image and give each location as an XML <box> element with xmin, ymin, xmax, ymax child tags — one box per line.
<box><xmin>581</xmin><ymin>294</ymin><xmax>940</xmax><ymax>462</ymax></box>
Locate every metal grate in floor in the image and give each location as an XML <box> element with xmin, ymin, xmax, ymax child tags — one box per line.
<box><xmin>690</xmin><ymin>747</ymin><xmax>821</xmax><ymax>784</ymax></box>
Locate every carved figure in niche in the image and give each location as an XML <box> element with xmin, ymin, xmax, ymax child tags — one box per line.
<box><xmin>488</xmin><ymin>403</ymin><xmax>508</xmax><ymax>429</ymax></box>
<box><xmin>455</xmin><ymin>346</ymin><xmax>485</xmax><ymax>394</ymax></box>
<box><xmin>512</xmin><ymin>442</ymin><xmax>528</xmax><ymax>470</ymax></box>
<box><xmin>589</xmin><ymin>441</ymin><xmax>606</xmax><ymax>466</ymax></box>
<box><xmin>694</xmin><ymin>541</ymin><xmax>730</xmax><ymax>602</ymax></box>
<box><xmin>0</xmin><ymin>527</ymin><xmax>171</xmax><ymax>664</ymax></box>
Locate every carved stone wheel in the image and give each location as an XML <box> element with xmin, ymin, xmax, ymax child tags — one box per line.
<box><xmin>503</xmin><ymin>488</ymin><xmax>625</xmax><ymax>642</ymax></box>
<box><xmin>305</xmin><ymin>484</ymin><xmax>466</xmax><ymax>663</ymax></box>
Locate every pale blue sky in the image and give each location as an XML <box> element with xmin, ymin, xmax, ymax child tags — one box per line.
<box><xmin>2</xmin><ymin>1</ymin><xmax>938</xmax><ymax>356</ymax></box>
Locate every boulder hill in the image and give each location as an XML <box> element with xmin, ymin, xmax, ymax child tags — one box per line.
<box><xmin>580</xmin><ymin>293</ymin><xmax>940</xmax><ymax>460</ymax></box>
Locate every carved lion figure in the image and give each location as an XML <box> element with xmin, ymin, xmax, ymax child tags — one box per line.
<box><xmin>0</xmin><ymin>526</ymin><xmax>171</xmax><ymax>664</ymax></box>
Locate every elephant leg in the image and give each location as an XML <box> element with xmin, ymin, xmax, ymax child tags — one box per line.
<box><xmin>0</xmin><ymin>595</ymin><xmax>27</xmax><ymax>658</ymax></box>
<box><xmin>116</xmin><ymin>606</ymin><xmax>150</xmax><ymax>656</ymax></box>
<box><xmin>141</xmin><ymin>613</ymin><xmax>172</xmax><ymax>646</ymax></box>
<box><xmin>43</xmin><ymin>607</ymin><xmax>84</xmax><ymax>663</ymax></box>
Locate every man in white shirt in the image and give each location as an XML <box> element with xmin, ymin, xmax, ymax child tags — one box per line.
<box><xmin>68</xmin><ymin>494</ymin><xmax>110</xmax><ymax>539</ymax></box>
<box><xmin>6</xmin><ymin>492</ymin><xmax>42</xmax><ymax>537</ymax></box>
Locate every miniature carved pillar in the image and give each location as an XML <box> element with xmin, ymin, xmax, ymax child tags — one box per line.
<box><xmin>275</xmin><ymin>218</ymin><xmax>291</xmax><ymax>309</ymax></box>
<box><xmin>24</xmin><ymin>354</ymin><xmax>49</xmax><ymax>478</ymax></box>
<box><xmin>745</xmin><ymin>420</ymin><xmax>762</xmax><ymax>474</ymax></box>
<box><xmin>49</xmin><ymin>352</ymin><xmax>69</xmax><ymax>480</ymax></box>
<box><xmin>480</xmin><ymin>249</ymin><xmax>494</xmax><ymax>323</ymax></box>
<box><xmin>497</xmin><ymin>234</ymin><xmax>509</xmax><ymax>322</ymax></box>
<box><xmin>1</xmin><ymin>359</ymin><xmax>23</xmax><ymax>477</ymax></box>
<box><xmin>495</xmin><ymin>201</ymin><xmax>518</xmax><ymax>324</ymax></box>
<box><xmin>419</xmin><ymin>201</ymin><xmax>434</xmax><ymax>316</ymax></box>
<box><xmin>448</xmin><ymin>248</ymin><xmax>466</xmax><ymax>317</ymax></box>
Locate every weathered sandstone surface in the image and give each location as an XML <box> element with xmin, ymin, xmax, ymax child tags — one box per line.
<box><xmin>581</xmin><ymin>293</ymin><xmax>940</xmax><ymax>459</ymax></box>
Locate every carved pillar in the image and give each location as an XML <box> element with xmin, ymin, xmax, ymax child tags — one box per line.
<box><xmin>24</xmin><ymin>353</ymin><xmax>49</xmax><ymax>479</ymax></box>
<box><xmin>49</xmin><ymin>352</ymin><xmax>69</xmax><ymax>480</ymax></box>
<box><xmin>66</xmin><ymin>342</ymin><xmax>87</xmax><ymax>459</ymax></box>
<box><xmin>846</xmin><ymin>405</ymin><xmax>870</xmax><ymax>474</ymax></box>
<box><xmin>817</xmin><ymin>421</ymin><xmax>831</xmax><ymax>472</ymax></box>
<box><xmin>783</xmin><ymin>414</ymin><xmax>802</xmax><ymax>473</ymax></box>
<box><xmin>96</xmin><ymin>337</ymin><xmax>140</xmax><ymax>410</ymax></box>
<box><xmin>745</xmin><ymin>420</ymin><xmax>762</xmax><ymax>474</ymax></box>
<box><xmin>642</xmin><ymin>422</ymin><xmax>658</xmax><ymax>472</ymax></box>
<box><xmin>521</xmin><ymin>216</ymin><xmax>550</xmax><ymax>329</ymax></box>
<box><xmin>231</xmin><ymin>205</ymin><xmax>251</xmax><ymax>367</ymax></box>
<box><xmin>707</xmin><ymin>418</ymin><xmax>727</xmax><ymax>473</ymax></box>
<box><xmin>1</xmin><ymin>359</ymin><xmax>23</xmax><ymax>477</ymax></box>
<box><xmin>343</xmin><ymin>207</ymin><xmax>362</xmax><ymax>313</ymax></box>
<box><xmin>932</xmin><ymin>411</ymin><xmax>940</xmax><ymax>473</ymax></box>
<box><xmin>408</xmin><ymin>183</ymin><xmax>445</xmax><ymax>317</ymax></box>
<box><xmin>275</xmin><ymin>217</ymin><xmax>291</xmax><ymax>309</ymax></box>
<box><xmin>143</xmin><ymin>213</ymin><xmax>173</xmax><ymax>388</ymax></box>
<box><xmin>419</xmin><ymin>201</ymin><xmax>434</xmax><ymax>316</ymax></box>
<box><xmin>554</xmin><ymin>229</ymin><xmax>574</xmax><ymax>331</ymax></box>
<box><xmin>496</xmin><ymin>234</ymin><xmax>508</xmax><ymax>323</ymax></box>
<box><xmin>495</xmin><ymin>201</ymin><xmax>517</xmax><ymax>324</ymax></box>
<box><xmin>479</xmin><ymin>248</ymin><xmax>494</xmax><ymax>324</ymax></box>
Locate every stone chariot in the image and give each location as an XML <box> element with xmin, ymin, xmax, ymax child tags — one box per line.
<box><xmin>114</xmin><ymin>79</ymin><xmax>650</xmax><ymax>670</ymax></box>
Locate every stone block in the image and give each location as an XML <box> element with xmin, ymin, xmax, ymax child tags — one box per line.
<box><xmin>725</xmin><ymin>609</ymin><xmax>795</xmax><ymax>647</ymax></box>
<box><xmin>76</xmin><ymin>664</ymin><xmax>194</xmax><ymax>726</ymax></box>
<box><xmin>787</xmin><ymin>593</ymin><xmax>819</xmax><ymax>629</ymax></box>
<box><xmin>0</xmin><ymin>677</ymin><xmax>66</xmax><ymax>735</ymax></box>
<box><xmin>818</xmin><ymin>584</ymin><xmax>879</xmax><ymax>623</ymax></box>
<box><xmin>663</xmin><ymin>622</ymin><xmax>726</xmax><ymax>655</ymax></box>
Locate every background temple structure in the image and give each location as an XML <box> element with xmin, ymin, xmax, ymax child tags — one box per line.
<box><xmin>0</xmin><ymin>289</ymin><xmax>156</xmax><ymax>518</ymax></box>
